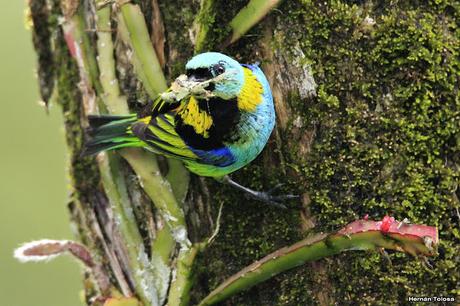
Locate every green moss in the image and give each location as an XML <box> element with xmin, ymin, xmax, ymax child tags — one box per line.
<box><xmin>29</xmin><ymin>0</ymin><xmax>55</xmax><ymax>104</ymax></box>
<box><xmin>279</xmin><ymin>0</ymin><xmax>458</xmax><ymax>303</ymax></box>
<box><xmin>55</xmin><ymin>40</ymin><xmax>99</xmax><ymax>189</ymax></box>
<box><xmin>193</xmin><ymin>172</ymin><xmax>303</xmax><ymax>305</ymax></box>
<box><xmin>192</xmin><ymin>0</ymin><xmax>459</xmax><ymax>304</ymax></box>
<box><xmin>158</xmin><ymin>0</ymin><xmax>196</xmax><ymax>77</ymax></box>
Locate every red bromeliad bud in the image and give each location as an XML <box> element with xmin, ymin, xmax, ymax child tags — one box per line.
<box><xmin>338</xmin><ymin>216</ymin><xmax>438</xmax><ymax>246</ymax></box>
<box><xmin>379</xmin><ymin>215</ymin><xmax>395</xmax><ymax>233</ymax></box>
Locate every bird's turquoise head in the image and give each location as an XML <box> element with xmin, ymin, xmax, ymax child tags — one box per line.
<box><xmin>185</xmin><ymin>52</ymin><xmax>244</xmax><ymax>100</ymax></box>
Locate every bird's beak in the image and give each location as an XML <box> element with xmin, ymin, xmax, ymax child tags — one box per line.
<box><xmin>161</xmin><ymin>74</ymin><xmax>211</xmax><ymax>102</ymax></box>
<box><xmin>186</xmin><ymin>74</ymin><xmax>207</xmax><ymax>83</ymax></box>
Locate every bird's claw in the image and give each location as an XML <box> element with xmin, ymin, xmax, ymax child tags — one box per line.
<box><xmin>222</xmin><ymin>176</ymin><xmax>299</xmax><ymax>209</ymax></box>
<box><xmin>267</xmin><ymin>183</ymin><xmax>284</xmax><ymax>195</ymax></box>
<box><xmin>246</xmin><ymin>191</ymin><xmax>299</xmax><ymax>209</ymax></box>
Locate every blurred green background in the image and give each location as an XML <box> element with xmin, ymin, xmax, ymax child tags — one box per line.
<box><xmin>0</xmin><ymin>2</ymin><xmax>81</xmax><ymax>306</ymax></box>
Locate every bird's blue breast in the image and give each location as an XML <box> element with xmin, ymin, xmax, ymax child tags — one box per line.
<box><xmin>226</xmin><ymin>65</ymin><xmax>275</xmax><ymax>167</ymax></box>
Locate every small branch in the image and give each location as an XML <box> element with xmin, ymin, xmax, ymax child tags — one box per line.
<box><xmin>207</xmin><ymin>201</ymin><xmax>224</xmax><ymax>244</ymax></box>
<box><xmin>119</xmin><ymin>148</ymin><xmax>189</xmax><ymax>246</ymax></box>
<box><xmin>15</xmin><ymin>240</ymin><xmax>111</xmax><ymax>294</ymax></box>
<box><xmin>224</xmin><ymin>0</ymin><xmax>282</xmax><ymax>47</ymax></box>
<box><xmin>14</xmin><ymin>239</ymin><xmax>93</xmax><ymax>265</ymax></box>
<box><xmin>114</xmin><ymin>1</ymin><xmax>191</xmax><ymax>249</ymax></box>
<box><xmin>167</xmin><ymin>246</ymin><xmax>201</xmax><ymax>306</ymax></box>
<box><xmin>95</xmin><ymin>4</ymin><xmax>129</xmax><ymax>114</ymax></box>
<box><xmin>193</xmin><ymin>0</ymin><xmax>282</xmax><ymax>50</ymax></box>
<box><xmin>116</xmin><ymin>0</ymin><xmax>190</xmax><ymax>205</ymax></box>
<box><xmin>96</xmin><ymin>5</ymin><xmax>203</xmax><ymax>305</ymax></box>
<box><xmin>150</xmin><ymin>0</ymin><xmax>166</xmax><ymax>68</ymax></box>
<box><xmin>166</xmin><ymin>159</ymin><xmax>190</xmax><ymax>204</ymax></box>
<box><xmin>62</xmin><ymin>13</ymin><xmax>98</xmax><ymax>114</ymax></box>
<box><xmin>199</xmin><ymin>217</ymin><xmax>438</xmax><ymax>305</ymax></box>
<box><xmin>116</xmin><ymin>2</ymin><xmax>168</xmax><ymax>96</ymax></box>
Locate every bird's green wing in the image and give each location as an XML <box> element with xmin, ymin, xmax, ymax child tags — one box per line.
<box><xmin>133</xmin><ymin>94</ymin><xmax>237</xmax><ymax>169</ymax></box>
<box><xmin>131</xmin><ymin>113</ymin><xmax>198</xmax><ymax>161</ymax></box>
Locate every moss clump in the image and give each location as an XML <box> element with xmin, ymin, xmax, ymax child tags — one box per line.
<box><xmin>280</xmin><ymin>0</ymin><xmax>459</xmax><ymax>303</ymax></box>
<box><xmin>194</xmin><ymin>0</ymin><xmax>459</xmax><ymax>304</ymax></box>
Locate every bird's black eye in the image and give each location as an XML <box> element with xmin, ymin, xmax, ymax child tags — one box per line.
<box><xmin>212</xmin><ymin>64</ymin><xmax>225</xmax><ymax>75</ymax></box>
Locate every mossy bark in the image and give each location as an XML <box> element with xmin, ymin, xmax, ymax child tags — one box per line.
<box><xmin>30</xmin><ymin>0</ymin><xmax>459</xmax><ymax>305</ymax></box>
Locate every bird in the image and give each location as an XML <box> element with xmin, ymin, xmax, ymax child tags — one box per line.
<box><xmin>84</xmin><ymin>52</ymin><xmax>295</xmax><ymax>206</ymax></box>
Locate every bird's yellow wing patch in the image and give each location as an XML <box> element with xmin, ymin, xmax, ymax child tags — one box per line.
<box><xmin>237</xmin><ymin>67</ymin><xmax>264</xmax><ymax>112</ymax></box>
<box><xmin>178</xmin><ymin>96</ymin><xmax>214</xmax><ymax>138</ymax></box>
<box><xmin>139</xmin><ymin>116</ymin><xmax>151</xmax><ymax>124</ymax></box>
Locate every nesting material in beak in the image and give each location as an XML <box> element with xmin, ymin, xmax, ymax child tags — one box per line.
<box><xmin>160</xmin><ymin>69</ymin><xmax>237</xmax><ymax>102</ymax></box>
<box><xmin>160</xmin><ymin>74</ymin><xmax>212</xmax><ymax>102</ymax></box>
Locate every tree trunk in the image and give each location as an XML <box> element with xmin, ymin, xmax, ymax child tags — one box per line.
<box><xmin>29</xmin><ymin>0</ymin><xmax>459</xmax><ymax>305</ymax></box>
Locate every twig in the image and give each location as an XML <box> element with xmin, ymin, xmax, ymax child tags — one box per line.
<box><xmin>14</xmin><ymin>239</ymin><xmax>111</xmax><ymax>295</ymax></box>
<box><xmin>116</xmin><ymin>2</ymin><xmax>167</xmax><ymax>96</ymax></box>
<box><xmin>150</xmin><ymin>0</ymin><xmax>166</xmax><ymax>67</ymax></box>
<box><xmin>167</xmin><ymin>246</ymin><xmax>200</xmax><ymax>306</ymax></box>
<box><xmin>116</xmin><ymin>0</ymin><xmax>190</xmax><ymax>208</ymax></box>
<box><xmin>114</xmin><ymin>13</ymin><xmax>196</xmax><ymax>306</ymax></box>
<box><xmin>225</xmin><ymin>0</ymin><xmax>282</xmax><ymax>47</ymax></box>
<box><xmin>95</xmin><ymin>5</ymin><xmax>129</xmax><ymax>114</ymax></box>
<box><xmin>207</xmin><ymin>201</ymin><xmax>224</xmax><ymax>244</ymax></box>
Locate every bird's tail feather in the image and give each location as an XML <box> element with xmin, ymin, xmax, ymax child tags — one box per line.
<box><xmin>82</xmin><ymin>114</ymin><xmax>142</xmax><ymax>156</ymax></box>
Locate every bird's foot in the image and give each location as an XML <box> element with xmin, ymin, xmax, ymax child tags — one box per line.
<box><xmin>245</xmin><ymin>191</ymin><xmax>298</xmax><ymax>209</ymax></box>
<box><xmin>221</xmin><ymin>176</ymin><xmax>299</xmax><ymax>209</ymax></box>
